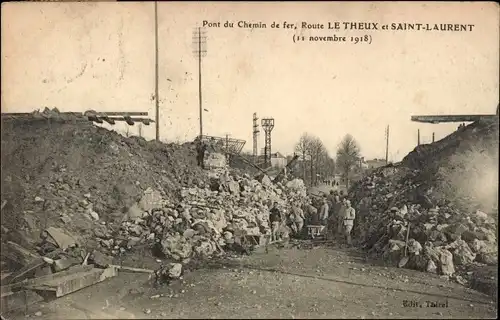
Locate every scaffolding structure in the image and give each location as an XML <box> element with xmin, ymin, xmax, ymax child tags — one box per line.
<box><xmin>261</xmin><ymin>118</ymin><xmax>275</xmax><ymax>167</ymax></box>
<box><xmin>199</xmin><ymin>135</ymin><xmax>246</xmax><ymax>155</ymax></box>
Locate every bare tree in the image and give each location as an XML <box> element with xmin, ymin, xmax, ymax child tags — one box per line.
<box><xmin>309</xmin><ymin>136</ymin><xmax>326</xmax><ymax>186</ymax></box>
<box><xmin>294</xmin><ymin>133</ymin><xmax>335</xmax><ymax>186</ymax></box>
<box><xmin>295</xmin><ymin>133</ymin><xmax>313</xmax><ymax>183</ymax></box>
<box><xmin>336</xmin><ymin>134</ymin><xmax>361</xmax><ymax>191</ymax></box>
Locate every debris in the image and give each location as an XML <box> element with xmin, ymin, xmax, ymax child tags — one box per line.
<box><xmin>350</xmin><ymin>117</ymin><xmax>498</xmax><ymax>284</ymax></box>
<box><xmin>111</xmin><ymin>265</ymin><xmax>154</xmax><ymax>274</ymax></box>
<box><xmin>24</xmin><ymin>265</ymin><xmax>117</xmax><ymax>298</ymax></box>
<box><xmin>89</xmin><ymin>211</ymin><xmax>100</xmax><ymax>221</ymax></box>
<box><xmin>41</xmin><ymin>227</ymin><xmax>79</xmax><ymax>251</ymax></box>
<box><xmin>90</xmin><ymin>251</ymin><xmax>113</xmax><ymax>268</ymax></box>
<box><xmin>2</xmin><ymin>241</ymin><xmax>41</xmax><ymax>267</ymax></box>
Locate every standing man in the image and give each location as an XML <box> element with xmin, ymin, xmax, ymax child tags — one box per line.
<box><xmin>269</xmin><ymin>202</ymin><xmax>282</xmax><ymax>242</ymax></box>
<box><xmin>337</xmin><ymin>198</ymin><xmax>347</xmax><ymax>237</ymax></box>
<box><xmin>290</xmin><ymin>202</ymin><xmax>305</xmax><ymax>236</ymax></box>
<box><xmin>358</xmin><ymin>191</ymin><xmax>372</xmax><ymax>228</ymax></box>
<box><xmin>303</xmin><ymin>199</ymin><xmax>318</xmax><ymax>226</ymax></box>
<box><xmin>342</xmin><ymin>200</ymin><xmax>356</xmax><ymax>247</ymax></box>
<box><xmin>196</xmin><ymin>139</ymin><xmax>207</xmax><ymax>169</ymax></box>
<box><xmin>319</xmin><ymin>198</ymin><xmax>329</xmax><ymax>226</ymax></box>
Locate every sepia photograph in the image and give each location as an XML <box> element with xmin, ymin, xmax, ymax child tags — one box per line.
<box><xmin>1</xmin><ymin>1</ymin><xmax>498</xmax><ymax>319</ymax></box>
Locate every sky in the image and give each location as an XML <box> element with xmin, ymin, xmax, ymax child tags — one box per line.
<box><xmin>2</xmin><ymin>2</ymin><xmax>499</xmax><ymax>162</ymax></box>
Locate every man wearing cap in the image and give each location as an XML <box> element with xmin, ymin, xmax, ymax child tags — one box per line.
<box><xmin>319</xmin><ymin>198</ymin><xmax>329</xmax><ymax>226</ymax></box>
<box><xmin>304</xmin><ymin>200</ymin><xmax>318</xmax><ymax>226</ymax></box>
<box><xmin>269</xmin><ymin>202</ymin><xmax>282</xmax><ymax>241</ymax></box>
<box><xmin>337</xmin><ymin>198</ymin><xmax>347</xmax><ymax>237</ymax></box>
<box><xmin>342</xmin><ymin>200</ymin><xmax>356</xmax><ymax>246</ymax></box>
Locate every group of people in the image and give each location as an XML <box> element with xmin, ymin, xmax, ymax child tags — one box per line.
<box><xmin>317</xmin><ymin>190</ymin><xmax>356</xmax><ymax>246</ymax></box>
<box><xmin>267</xmin><ymin>200</ymin><xmax>306</xmax><ymax>242</ymax></box>
<box><xmin>266</xmin><ymin>190</ymin><xmax>357</xmax><ymax>246</ymax></box>
<box><xmin>301</xmin><ymin>190</ymin><xmax>356</xmax><ymax>246</ymax></box>
<box><xmin>322</xmin><ymin>179</ymin><xmax>339</xmax><ymax>187</ymax></box>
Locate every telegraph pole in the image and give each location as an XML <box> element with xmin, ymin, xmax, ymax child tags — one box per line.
<box><xmin>252</xmin><ymin>113</ymin><xmax>259</xmax><ymax>163</ymax></box>
<box><xmin>432</xmin><ymin>132</ymin><xmax>435</xmax><ymax>143</ymax></box>
<box><xmin>192</xmin><ymin>27</ymin><xmax>207</xmax><ymax>138</ymax></box>
<box><xmin>385</xmin><ymin>125</ymin><xmax>390</xmax><ymax>164</ymax></box>
<box><xmin>417</xmin><ymin>129</ymin><xmax>421</xmax><ymax>146</ymax></box>
<box><xmin>154</xmin><ymin>1</ymin><xmax>160</xmax><ymax>141</ymax></box>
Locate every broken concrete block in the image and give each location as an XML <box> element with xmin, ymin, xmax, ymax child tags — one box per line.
<box><xmin>127</xmin><ymin>204</ymin><xmax>144</xmax><ymax>220</ymax></box>
<box><xmin>167</xmin><ymin>263</ymin><xmax>182</xmax><ymax>279</ymax></box>
<box><xmin>183</xmin><ymin>229</ymin><xmax>196</xmax><ymax>239</ymax></box>
<box><xmin>128</xmin><ymin>225</ymin><xmax>143</xmax><ymax>236</ymax></box>
<box><xmin>426</xmin><ymin>260</ymin><xmax>437</xmax><ymax>273</ymax></box>
<box><xmin>138</xmin><ymin>188</ymin><xmax>163</xmax><ymax>212</ymax></box>
<box><xmin>91</xmin><ymin>251</ymin><xmax>113</xmax><ymax>268</ymax></box>
<box><xmin>53</xmin><ymin>256</ymin><xmax>82</xmax><ymax>273</ymax></box>
<box><xmin>42</xmin><ymin>227</ymin><xmax>79</xmax><ymax>250</ymax></box>
<box><xmin>448</xmin><ymin>240</ymin><xmax>476</xmax><ymax>265</ymax></box>
<box><xmin>476</xmin><ymin>252</ymin><xmax>498</xmax><ymax>265</ymax></box>
<box><xmin>437</xmin><ymin>248</ymin><xmax>455</xmax><ymax>276</ymax></box>
<box><xmin>127</xmin><ymin>237</ymin><xmax>141</xmax><ymax>248</ymax></box>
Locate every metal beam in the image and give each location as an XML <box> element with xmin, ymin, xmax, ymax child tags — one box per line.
<box><xmin>411</xmin><ymin>114</ymin><xmax>497</xmax><ymax>124</ymax></box>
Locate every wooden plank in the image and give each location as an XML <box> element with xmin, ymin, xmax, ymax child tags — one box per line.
<box><xmin>110</xmin><ymin>265</ymin><xmax>154</xmax><ymax>274</ymax></box>
<box><xmin>0</xmin><ymin>241</ymin><xmax>41</xmax><ymax>267</ymax></box>
<box><xmin>1</xmin><ymin>264</ymin><xmax>93</xmax><ymax>294</ymax></box>
<box><xmin>3</xmin><ymin>249</ymin><xmax>63</xmax><ymax>285</ymax></box>
<box><xmin>25</xmin><ymin>266</ymin><xmax>116</xmax><ymax>298</ymax></box>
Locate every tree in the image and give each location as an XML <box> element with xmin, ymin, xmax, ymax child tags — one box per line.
<box><xmin>295</xmin><ymin>133</ymin><xmax>313</xmax><ymax>183</ymax></box>
<box><xmin>309</xmin><ymin>136</ymin><xmax>327</xmax><ymax>186</ymax></box>
<box><xmin>336</xmin><ymin>134</ymin><xmax>361</xmax><ymax>191</ymax></box>
<box><xmin>294</xmin><ymin>133</ymin><xmax>335</xmax><ymax>187</ymax></box>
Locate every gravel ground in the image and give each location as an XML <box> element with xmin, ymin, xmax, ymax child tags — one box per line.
<box><xmin>6</xmin><ymin>242</ymin><xmax>497</xmax><ymax>319</ymax></box>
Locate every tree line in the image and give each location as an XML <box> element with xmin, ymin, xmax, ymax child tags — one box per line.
<box><xmin>293</xmin><ymin>132</ymin><xmax>361</xmax><ymax>190</ymax></box>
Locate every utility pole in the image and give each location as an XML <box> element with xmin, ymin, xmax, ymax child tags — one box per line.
<box><xmin>154</xmin><ymin>1</ymin><xmax>160</xmax><ymax>141</ymax></box>
<box><xmin>432</xmin><ymin>132</ymin><xmax>435</xmax><ymax>143</ymax></box>
<box><xmin>252</xmin><ymin>113</ymin><xmax>259</xmax><ymax>163</ymax></box>
<box><xmin>192</xmin><ymin>27</ymin><xmax>207</xmax><ymax>138</ymax></box>
<box><xmin>225</xmin><ymin>134</ymin><xmax>230</xmax><ymax>162</ymax></box>
<box><xmin>385</xmin><ymin>125</ymin><xmax>390</xmax><ymax>164</ymax></box>
<box><xmin>417</xmin><ymin>129</ymin><xmax>421</xmax><ymax>146</ymax></box>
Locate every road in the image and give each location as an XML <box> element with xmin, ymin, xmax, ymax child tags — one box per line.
<box><xmin>6</xmin><ymin>241</ymin><xmax>497</xmax><ymax>319</ymax></box>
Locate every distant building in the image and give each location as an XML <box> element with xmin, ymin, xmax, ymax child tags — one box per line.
<box><xmin>358</xmin><ymin>157</ymin><xmax>369</xmax><ymax>170</ymax></box>
<box><xmin>270</xmin><ymin>152</ymin><xmax>287</xmax><ymax>168</ymax></box>
<box><xmin>257</xmin><ymin>151</ymin><xmax>287</xmax><ymax>169</ymax></box>
<box><xmin>365</xmin><ymin>158</ymin><xmax>387</xmax><ymax>170</ymax></box>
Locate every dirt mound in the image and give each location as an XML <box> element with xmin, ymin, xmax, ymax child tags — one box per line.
<box><xmin>0</xmin><ymin>119</ymin><xmax>208</xmax><ymax>241</ymax></box>
<box><xmin>349</xmin><ymin>117</ymin><xmax>498</xmax><ymax>295</ymax></box>
<box><xmin>402</xmin><ymin>118</ymin><xmax>499</xmax><ymax>214</ymax></box>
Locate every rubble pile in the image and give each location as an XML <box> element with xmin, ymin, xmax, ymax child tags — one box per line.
<box><xmin>1</xmin><ymin>117</ymin><xmax>210</xmax><ymax>243</ymax></box>
<box><xmin>92</xmin><ymin>172</ymin><xmax>309</xmax><ymax>261</ymax></box>
<box><xmin>350</xmin><ymin>118</ymin><xmax>499</xmax><ymax>283</ymax></box>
